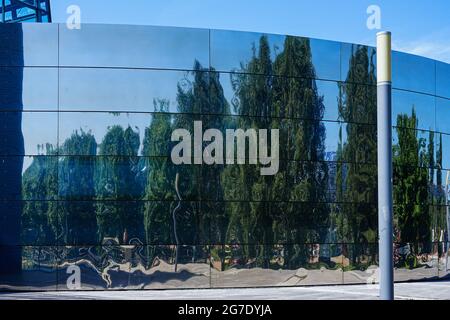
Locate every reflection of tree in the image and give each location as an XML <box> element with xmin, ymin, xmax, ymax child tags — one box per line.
<box><xmin>22</xmin><ymin>144</ymin><xmax>58</xmax><ymax>245</ymax></box>
<box><xmin>59</xmin><ymin>130</ymin><xmax>97</xmax><ymax>244</ymax></box>
<box><xmin>143</xmin><ymin>99</ymin><xmax>174</xmax><ymax>262</ymax></box>
<box><xmin>95</xmin><ymin>124</ymin><xmax>141</xmax><ymax>243</ymax></box>
<box><xmin>273</xmin><ymin>36</ymin><xmax>329</xmax><ymax>268</ymax></box>
<box><xmin>224</xmin><ymin>36</ymin><xmax>329</xmax><ymax>269</ymax></box>
<box><xmin>336</xmin><ymin>45</ymin><xmax>377</xmax><ymax>264</ymax></box>
<box><xmin>393</xmin><ymin>109</ymin><xmax>431</xmax><ymax>251</ymax></box>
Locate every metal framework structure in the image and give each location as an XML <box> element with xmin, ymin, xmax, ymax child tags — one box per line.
<box><xmin>0</xmin><ymin>0</ymin><xmax>51</xmax><ymax>23</ymax></box>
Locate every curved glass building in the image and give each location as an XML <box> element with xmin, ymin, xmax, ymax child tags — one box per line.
<box><xmin>0</xmin><ymin>23</ymin><xmax>450</xmax><ymax>290</ymax></box>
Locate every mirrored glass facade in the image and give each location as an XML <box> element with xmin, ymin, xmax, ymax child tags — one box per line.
<box><xmin>0</xmin><ymin>23</ymin><xmax>449</xmax><ymax>290</ymax></box>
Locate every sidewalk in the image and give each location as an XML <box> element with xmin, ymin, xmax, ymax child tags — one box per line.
<box><xmin>1</xmin><ymin>281</ymin><xmax>450</xmax><ymax>300</ymax></box>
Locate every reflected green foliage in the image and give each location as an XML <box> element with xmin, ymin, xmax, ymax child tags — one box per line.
<box><xmin>393</xmin><ymin>109</ymin><xmax>431</xmax><ymax>248</ymax></box>
<box><xmin>22</xmin><ymin>144</ymin><xmax>57</xmax><ymax>245</ymax></box>
<box><xmin>95</xmin><ymin>124</ymin><xmax>141</xmax><ymax>243</ymax></box>
<box><xmin>335</xmin><ymin>45</ymin><xmax>377</xmax><ymax>263</ymax></box>
<box><xmin>224</xmin><ymin>36</ymin><xmax>329</xmax><ymax>268</ymax></box>
<box><xmin>16</xmin><ymin>33</ymin><xmax>447</xmax><ymax>276</ymax></box>
<box><xmin>59</xmin><ymin>130</ymin><xmax>97</xmax><ymax>244</ymax></box>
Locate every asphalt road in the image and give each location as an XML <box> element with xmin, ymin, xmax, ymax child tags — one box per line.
<box><xmin>1</xmin><ymin>281</ymin><xmax>450</xmax><ymax>300</ymax></box>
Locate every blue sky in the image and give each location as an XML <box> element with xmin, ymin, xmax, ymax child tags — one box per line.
<box><xmin>50</xmin><ymin>0</ymin><xmax>450</xmax><ymax>63</ymax></box>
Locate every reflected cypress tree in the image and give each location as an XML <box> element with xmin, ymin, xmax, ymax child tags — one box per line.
<box><xmin>203</xmin><ymin>70</ymin><xmax>230</xmax><ymax>270</ymax></box>
<box><xmin>59</xmin><ymin>130</ymin><xmax>97</xmax><ymax>244</ymax></box>
<box><xmin>393</xmin><ymin>109</ymin><xmax>431</xmax><ymax>251</ymax></box>
<box><xmin>143</xmin><ymin>99</ymin><xmax>175</xmax><ymax>255</ymax></box>
<box><xmin>226</xmin><ymin>36</ymin><xmax>274</xmax><ymax>268</ymax></box>
<box><xmin>337</xmin><ymin>45</ymin><xmax>377</xmax><ymax>264</ymax></box>
<box><xmin>172</xmin><ymin>62</ymin><xmax>207</xmax><ymax>252</ymax></box>
<box><xmin>273</xmin><ymin>36</ymin><xmax>329</xmax><ymax>267</ymax></box>
<box><xmin>225</xmin><ymin>35</ymin><xmax>329</xmax><ymax>269</ymax></box>
<box><xmin>95</xmin><ymin>123</ymin><xmax>141</xmax><ymax>243</ymax></box>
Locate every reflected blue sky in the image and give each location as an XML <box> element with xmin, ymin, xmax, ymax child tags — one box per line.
<box><xmin>49</xmin><ymin>0</ymin><xmax>450</xmax><ymax>63</ymax></box>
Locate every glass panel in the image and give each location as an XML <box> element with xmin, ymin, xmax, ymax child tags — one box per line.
<box><xmin>0</xmin><ymin>156</ymin><xmax>57</xmax><ymax>201</ymax></box>
<box><xmin>394</xmin><ymin>166</ymin><xmax>434</xmax><ymax>207</ymax></box>
<box><xmin>210</xmin><ymin>30</ymin><xmax>284</xmax><ymax>74</ymax></box>
<box><xmin>0</xmin><ymin>112</ymin><xmax>57</xmax><ymax>156</ymax></box>
<box><xmin>0</xmin><ymin>246</ymin><xmax>58</xmax><ymax>291</ymax></box>
<box><xmin>333</xmin><ymin>163</ymin><xmax>377</xmax><ymax>204</ymax></box>
<box><xmin>22</xmin><ymin>67</ymin><xmax>58</xmax><ymax>111</ymax></box>
<box><xmin>142</xmin><ymin>157</ymin><xmax>200</xmax><ymax>201</ymax></box>
<box><xmin>341</xmin><ymin>43</ymin><xmax>377</xmax><ymax>85</ymax></box>
<box><xmin>0</xmin><ymin>67</ymin><xmax>57</xmax><ymax>111</ymax></box>
<box><xmin>59</xmin><ymin>24</ymin><xmax>209</xmax><ymax>69</ymax></box>
<box><xmin>436</xmin><ymin>97</ymin><xmax>450</xmax><ymax>134</ymax></box>
<box><xmin>211</xmin><ymin>244</ymin><xmax>343</xmax><ymax>287</ymax></box>
<box><xmin>324</xmin><ymin>121</ymin><xmax>345</xmax><ymax>161</ymax></box>
<box><xmin>59</xmin><ymin>68</ymin><xmax>206</xmax><ymax>113</ymax></box>
<box><xmin>128</xmin><ymin>245</ymin><xmax>210</xmax><ymax>289</ymax></box>
<box><xmin>57</xmin><ymin>201</ymin><xmax>144</xmax><ymax>246</ymax></box>
<box><xmin>393</xmin><ymin>127</ymin><xmax>435</xmax><ymax>168</ymax></box>
<box><xmin>436</xmin><ymin>61</ymin><xmax>450</xmax><ymax>99</ymax></box>
<box><xmin>211</xmin><ymin>30</ymin><xmax>340</xmax><ymax>81</ymax></box>
<box><xmin>309</xmin><ymin>39</ymin><xmax>341</xmax><ymax>81</ymax></box>
<box><xmin>210</xmin><ymin>202</ymin><xmax>330</xmax><ymax>245</ymax></box>
<box><xmin>0</xmin><ymin>23</ymin><xmax>58</xmax><ymax>67</ymax></box>
<box><xmin>59</xmin><ymin>112</ymin><xmax>152</xmax><ymax>157</ymax></box>
<box><xmin>342</xmin><ymin>123</ymin><xmax>377</xmax><ymax>164</ymax></box>
<box><xmin>144</xmin><ymin>201</ymin><xmax>205</xmax><ymax>245</ymax></box>
<box><xmin>342</xmin><ymin>243</ymin><xmax>378</xmax><ymax>284</ymax></box>
<box><xmin>393</xmin><ymin>89</ymin><xmax>435</xmax><ymax>131</ymax></box>
<box><xmin>22</xmin><ymin>155</ymin><xmax>58</xmax><ymax>200</ymax></box>
<box><xmin>338</xmin><ymin>204</ymin><xmax>377</xmax><ymax>244</ymax></box>
<box><xmin>58</xmin><ymin>156</ymin><xmax>148</xmax><ymax>201</ymax></box>
<box><xmin>21</xmin><ymin>201</ymin><xmax>58</xmax><ymax>246</ymax></box>
<box><xmin>202</xmin><ymin>161</ymin><xmax>288</xmax><ymax>202</ymax></box>
<box><xmin>392</xmin><ymin>51</ymin><xmax>436</xmax><ymax>95</ymax></box>
<box><xmin>339</xmin><ymin>83</ymin><xmax>377</xmax><ymax>125</ymax></box>
<box><xmin>437</xmin><ymin>133</ymin><xmax>450</xmax><ymax>170</ymax></box>
<box><xmin>319</xmin><ymin>80</ymin><xmax>341</xmax><ymax>123</ymax></box>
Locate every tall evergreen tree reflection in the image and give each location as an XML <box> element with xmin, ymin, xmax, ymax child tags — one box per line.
<box><xmin>336</xmin><ymin>45</ymin><xmax>377</xmax><ymax>264</ymax></box>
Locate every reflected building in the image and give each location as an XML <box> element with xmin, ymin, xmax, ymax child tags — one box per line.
<box><xmin>0</xmin><ymin>23</ymin><xmax>449</xmax><ymax>290</ymax></box>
